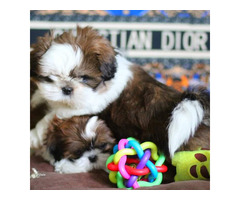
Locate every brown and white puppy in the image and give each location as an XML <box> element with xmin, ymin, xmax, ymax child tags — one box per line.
<box><xmin>30</xmin><ymin>26</ymin><xmax>209</xmax><ymax>161</ymax></box>
<box><xmin>35</xmin><ymin>115</ymin><xmax>115</xmax><ymax>173</ymax></box>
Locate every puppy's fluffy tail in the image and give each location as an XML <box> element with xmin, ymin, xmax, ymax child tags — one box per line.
<box><xmin>168</xmin><ymin>88</ymin><xmax>210</xmax><ymax>157</ymax></box>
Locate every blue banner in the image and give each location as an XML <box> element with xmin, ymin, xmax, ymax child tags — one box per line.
<box><xmin>105</xmin><ymin>10</ymin><xmax>148</xmax><ymax>16</ymax></box>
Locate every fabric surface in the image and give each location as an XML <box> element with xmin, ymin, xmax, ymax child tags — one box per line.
<box><xmin>30</xmin><ymin>155</ymin><xmax>210</xmax><ymax>190</ymax></box>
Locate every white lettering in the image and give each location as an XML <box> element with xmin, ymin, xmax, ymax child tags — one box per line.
<box><xmin>109</xmin><ymin>30</ymin><xmax>119</xmax><ymax>48</ymax></box>
<box><xmin>127</xmin><ymin>31</ymin><xmax>152</xmax><ymax>50</ymax></box>
<box><xmin>195</xmin><ymin>32</ymin><xmax>208</xmax><ymax>51</ymax></box>
<box><xmin>139</xmin><ymin>31</ymin><xmax>152</xmax><ymax>49</ymax></box>
<box><xmin>183</xmin><ymin>32</ymin><xmax>195</xmax><ymax>51</ymax></box>
<box><xmin>175</xmin><ymin>31</ymin><xmax>181</xmax><ymax>50</ymax></box>
<box><xmin>162</xmin><ymin>31</ymin><xmax>175</xmax><ymax>50</ymax></box>
<box><xmin>127</xmin><ymin>31</ymin><xmax>138</xmax><ymax>49</ymax></box>
<box><xmin>97</xmin><ymin>29</ymin><xmax>208</xmax><ymax>52</ymax></box>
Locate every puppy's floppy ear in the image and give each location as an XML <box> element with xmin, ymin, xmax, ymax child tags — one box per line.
<box><xmin>46</xmin><ymin>134</ymin><xmax>63</xmax><ymax>161</ymax></box>
<box><xmin>30</xmin><ymin>31</ymin><xmax>54</xmax><ymax>79</ymax></box>
<box><xmin>100</xmin><ymin>56</ymin><xmax>117</xmax><ymax>81</ymax></box>
<box><xmin>97</xmin><ymin>47</ymin><xmax>117</xmax><ymax>81</ymax></box>
<box><xmin>76</xmin><ymin>25</ymin><xmax>117</xmax><ymax>81</ymax></box>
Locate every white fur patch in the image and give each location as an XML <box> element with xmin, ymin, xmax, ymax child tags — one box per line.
<box><xmin>168</xmin><ymin>99</ymin><xmax>204</xmax><ymax>157</ymax></box>
<box><xmin>36</xmin><ymin>43</ymin><xmax>83</xmax><ymax>104</ymax></box>
<box><xmin>30</xmin><ymin>111</ymin><xmax>55</xmax><ymax>148</ymax></box>
<box><xmin>54</xmin><ymin>54</ymin><xmax>133</xmax><ymax>118</ymax></box>
<box><xmin>32</xmin><ymin>52</ymin><xmax>133</xmax><ymax>151</ymax></box>
<box><xmin>40</xmin><ymin>43</ymin><xmax>82</xmax><ymax>76</ymax></box>
<box><xmin>82</xmin><ymin>116</ymin><xmax>98</xmax><ymax>140</ymax></box>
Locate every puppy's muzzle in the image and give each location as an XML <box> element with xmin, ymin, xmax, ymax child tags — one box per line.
<box><xmin>88</xmin><ymin>155</ymin><xmax>98</xmax><ymax>163</ymax></box>
<box><xmin>62</xmin><ymin>86</ymin><xmax>73</xmax><ymax>95</ymax></box>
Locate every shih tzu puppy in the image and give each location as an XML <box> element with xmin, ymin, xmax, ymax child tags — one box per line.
<box><xmin>35</xmin><ymin>115</ymin><xmax>115</xmax><ymax>173</ymax></box>
<box><xmin>30</xmin><ymin>26</ymin><xmax>209</xmax><ymax>161</ymax></box>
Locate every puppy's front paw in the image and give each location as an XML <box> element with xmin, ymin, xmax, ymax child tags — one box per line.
<box><xmin>54</xmin><ymin>159</ymin><xmax>66</xmax><ymax>174</ymax></box>
<box><xmin>53</xmin><ymin>158</ymin><xmax>90</xmax><ymax>174</ymax></box>
<box><xmin>54</xmin><ymin>167</ymin><xmax>63</xmax><ymax>174</ymax></box>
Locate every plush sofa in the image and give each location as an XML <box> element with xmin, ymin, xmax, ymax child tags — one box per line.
<box><xmin>30</xmin><ymin>155</ymin><xmax>209</xmax><ymax>190</ymax></box>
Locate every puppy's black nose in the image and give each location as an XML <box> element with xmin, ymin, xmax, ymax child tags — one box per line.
<box><xmin>88</xmin><ymin>155</ymin><xmax>97</xmax><ymax>163</ymax></box>
<box><xmin>62</xmin><ymin>86</ymin><xmax>73</xmax><ymax>95</ymax></box>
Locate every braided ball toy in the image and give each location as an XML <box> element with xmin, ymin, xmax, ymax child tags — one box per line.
<box><xmin>106</xmin><ymin>137</ymin><xmax>168</xmax><ymax>189</ymax></box>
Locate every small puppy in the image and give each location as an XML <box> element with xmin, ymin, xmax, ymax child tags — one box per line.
<box><xmin>30</xmin><ymin>26</ymin><xmax>209</xmax><ymax>162</ymax></box>
<box><xmin>35</xmin><ymin>115</ymin><xmax>115</xmax><ymax>173</ymax></box>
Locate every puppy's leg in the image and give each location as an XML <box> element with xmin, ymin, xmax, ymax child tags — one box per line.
<box><xmin>30</xmin><ymin>111</ymin><xmax>55</xmax><ymax>148</ymax></box>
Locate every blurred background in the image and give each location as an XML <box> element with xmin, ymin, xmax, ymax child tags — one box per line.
<box><xmin>30</xmin><ymin>10</ymin><xmax>210</xmax><ymax>92</ymax></box>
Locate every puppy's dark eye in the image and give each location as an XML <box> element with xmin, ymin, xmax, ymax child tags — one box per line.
<box><xmin>38</xmin><ymin>75</ymin><xmax>53</xmax><ymax>83</ymax></box>
<box><xmin>98</xmin><ymin>143</ymin><xmax>107</xmax><ymax>150</ymax></box>
<box><xmin>73</xmin><ymin>149</ymin><xmax>83</xmax><ymax>158</ymax></box>
<box><xmin>80</xmin><ymin>75</ymin><xmax>90</xmax><ymax>83</ymax></box>
<box><xmin>68</xmin><ymin>158</ymin><xmax>75</xmax><ymax>162</ymax></box>
<box><xmin>78</xmin><ymin>75</ymin><xmax>101</xmax><ymax>89</ymax></box>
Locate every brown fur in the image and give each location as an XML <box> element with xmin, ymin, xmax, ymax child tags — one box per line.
<box><xmin>44</xmin><ymin>115</ymin><xmax>115</xmax><ymax>161</ymax></box>
<box><xmin>30</xmin><ymin>32</ymin><xmax>54</xmax><ymax>77</ymax></box>
<box><xmin>30</xmin><ymin>80</ymin><xmax>48</xmax><ymax>129</ymax></box>
<box><xmin>31</xmin><ymin>26</ymin><xmax>117</xmax><ymax>88</ymax></box>
<box><xmin>179</xmin><ymin>124</ymin><xmax>210</xmax><ymax>151</ymax></box>
<box><xmin>31</xmin><ymin>27</ymin><xmax>209</xmax><ymax>157</ymax></box>
<box><xmin>31</xmin><ymin>26</ymin><xmax>210</xmax><ymax>182</ymax></box>
<box><xmin>99</xmin><ymin>65</ymin><xmax>210</xmax><ymax>156</ymax></box>
<box><xmin>98</xmin><ymin>66</ymin><xmax>210</xmax><ymax>183</ymax></box>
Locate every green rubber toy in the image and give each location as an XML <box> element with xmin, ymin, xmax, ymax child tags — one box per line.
<box><xmin>172</xmin><ymin>149</ymin><xmax>210</xmax><ymax>181</ymax></box>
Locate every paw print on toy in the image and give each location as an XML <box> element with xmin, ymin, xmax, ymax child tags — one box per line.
<box><xmin>172</xmin><ymin>148</ymin><xmax>210</xmax><ymax>181</ymax></box>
